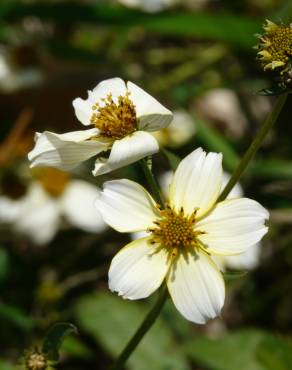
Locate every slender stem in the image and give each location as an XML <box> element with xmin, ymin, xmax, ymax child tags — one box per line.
<box><xmin>218</xmin><ymin>93</ymin><xmax>287</xmax><ymax>202</ymax></box>
<box><xmin>139</xmin><ymin>158</ymin><xmax>164</xmax><ymax>205</ymax></box>
<box><xmin>110</xmin><ymin>285</ymin><xmax>168</xmax><ymax>370</ymax></box>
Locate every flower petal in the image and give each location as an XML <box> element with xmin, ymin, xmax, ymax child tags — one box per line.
<box><xmin>92</xmin><ymin>131</ymin><xmax>158</xmax><ymax>176</ymax></box>
<box><xmin>196</xmin><ymin>198</ymin><xmax>269</xmax><ymax>255</ymax></box>
<box><xmin>0</xmin><ymin>196</ymin><xmax>22</xmax><ymax>223</ymax></box>
<box><xmin>109</xmin><ymin>237</ymin><xmax>170</xmax><ymax>300</ymax></box>
<box><xmin>95</xmin><ymin>179</ymin><xmax>160</xmax><ymax>232</ymax></box>
<box><xmin>169</xmin><ymin>148</ymin><xmax>223</xmax><ymax>218</ymax></box>
<box><xmin>61</xmin><ymin>180</ymin><xmax>107</xmax><ymax>233</ymax></box>
<box><xmin>28</xmin><ymin>129</ymin><xmax>111</xmax><ymax>170</ymax></box>
<box><xmin>167</xmin><ymin>249</ymin><xmax>225</xmax><ymax>324</ymax></box>
<box><xmin>127</xmin><ymin>81</ymin><xmax>173</xmax><ymax>131</ymax></box>
<box><xmin>213</xmin><ymin>243</ymin><xmax>261</xmax><ymax>271</ymax></box>
<box><xmin>73</xmin><ymin>78</ymin><xmax>127</xmax><ymax>126</ymax></box>
<box><xmin>15</xmin><ymin>183</ymin><xmax>60</xmax><ymax>245</ymax></box>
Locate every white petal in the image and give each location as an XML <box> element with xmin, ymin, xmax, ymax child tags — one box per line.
<box><xmin>73</xmin><ymin>78</ymin><xmax>127</xmax><ymax>126</ymax></box>
<box><xmin>28</xmin><ymin>129</ymin><xmax>111</xmax><ymax>170</ymax></box>
<box><xmin>0</xmin><ymin>196</ymin><xmax>22</xmax><ymax>223</ymax></box>
<box><xmin>95</xmin><ymin>179</ymin><xmax>160</xmax><ymax>232</ymax></box>
<box><xmin>109</xmin><ymin>237</ymin><xmax>170</xmax><ymax>300</ymax></box>
<box><xmin>196</xmin><ymin>198</ymin><xmax>269</xmax><ymax>255</ymax></box>
<box><xmin>61</xmin><ymin>180</ymin><xmax>107</xmax><ymax>233</ymax></box>
<box><xmin>92</xmin><ymin>131</ymin><xmax>158</xmax><ymax>176</ymax></box>
<box><xmin>222</xmin><ymin>172</ymin><xmax>243</xmax><ymax>199</ymax></box>
<box><xmin>15</xmin><ymin>183</ymin><xmax>60</xmax><ymax>245</ymax></box>
<box><xmin>213</xmin><ymin>243</ymin><xmax>261</xmax><ymax>271</ymax></box>
<box><xmin>131</xmin><ymin>231</ymin><xmax>148</xmax><ymax>241</ymax></box>
<box><xmin>169</xmin><ymin>148</ymin><xmax>223</xmax><ymax>218</ymax></box>
<box><xmin>167</xmin><ymin>249</ymin><xmax>225</xmax><ymax>324</ymax></box>
<box><xmin>127</xmin><ymin>81</ymin><xmax>173</xmax><ymax>131</ymax></box>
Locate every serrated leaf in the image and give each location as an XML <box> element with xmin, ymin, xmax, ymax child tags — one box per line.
<box><xmin>74</xmin><ymin>292</ymin><xmax>190</xmax><ymax>370</ymax></box>
<box><xmin>42</xmin><ymin>322</ymin><xmax>78</xmax><ymax>362</ymax></box>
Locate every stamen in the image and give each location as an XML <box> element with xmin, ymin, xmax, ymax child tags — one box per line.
<box><xmin>90</xmin><ymin>92</ymin><xmax>137</xmax><ymax>139</ymax></box>
<box><xmin>149</xmin><ymin>205</ymin><xmax>205</xmax><ymax>255</ymax></box>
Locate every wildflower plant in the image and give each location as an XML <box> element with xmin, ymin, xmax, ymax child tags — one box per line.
<box><xmin>26</xmin><ymin>75</ymin><xmax>286</xmax><ymax>370</ymax></box>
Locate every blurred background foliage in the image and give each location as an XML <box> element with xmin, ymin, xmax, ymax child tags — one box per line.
<box><xmin>0</xmin><ymin>0</ymin><xmax>292</xmax><ymax>369</ymax></box>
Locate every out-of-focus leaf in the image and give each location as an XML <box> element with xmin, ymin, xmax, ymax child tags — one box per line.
<box><xmin>0</xmin><ymin>248</ymin><xmax>9</xmax><ymax>282</ymax></box>
<box><xmin>223</xmin><ymin>270</ymin><xmax>248</xmax><ymax>282</ymax></box>
<box><xmin>161</xmin><ymin>148</ymin><xmax>180</xmax><ymax>171</ymax></box>
<box><xmin>0</xmin><ymin>303</ymin><xmax>34</xmax><ymax>331</ymax></box>
<box><xmin>194</xmin><ymin>115</ymin><xmax>240</xmax><ymax>171</ymax></box>
<box><xmin>42</xmin><ymin>322</ymin><xmax>78</xmax><ymax>362</ymax></box>
<box><xmin>0</xmin><ymin>360</ymin><xmax>16</xmax><ymax>370</ymax></box>
<box><xmin>185</xmin><ymin>329</ymin><xmax>292</xmax><ymax>370</ymax></box>
<box><xmin>256</xmin><ymin>335</ymin><xmax>292</xmax><ymax>370</ymax></box>
<box><xmin>61</xmin><ymin>336</ymin><xmax>93</xmax><ymax>359</ymax></box>
<box><xmin>1</xmin><ymin>3</ymin><xmax>260</xmax><ymax>49</ymax></box>
<box><xmin>75</xmin><ymin>292</ymin><xmax>190</xmax><ymax>370</ymax></box>
<box><xmin>251</xmin><ymin>160</ymin><xmax>292</xmax><ymax>180</ymax></box>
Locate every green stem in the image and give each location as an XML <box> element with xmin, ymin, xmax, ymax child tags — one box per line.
<box><xmin>218</xmin><ymin>93</ymin><xmax>287</xmax><ymax>202</ymax></box>
<box><xmin>140</xmin><ymin>158</ymin><xmax>164</xmax><ymax>205</ymax></box>
<box><xmin>110</xmin><ymin>285</ymin><xmax>168</xmax><ymax>370</ymax></box>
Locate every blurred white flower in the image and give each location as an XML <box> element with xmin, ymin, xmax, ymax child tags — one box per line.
<box><xmin>151</xmin><ymin>110</ymin><xmax>196</xmax><ymax>148</ymax></box>
<box><xmin>196</xmin><ymin>88</ymin><xmax>248</xmax><ymax>139</ymax></box>
<box><xmin>117</xmin><ymin>0</ymin><xmax>178</xmax><ymax>12</ymax></box>
<box><xmin>28</xmin><ymin>77</ymin><xmax>172</xmax><ymax>176</ymax></box>
<box><xmin>0</xmin><ymin>48</ymin><xmax>43</xmax><ymax>93</ymax></box>
<box><xmin>0</xmin><ymin>168</ymin><xmax>106</xmax><ymax>245</ymax></box>
<box><xmin>96</xmin><ymin>148</ymin><xmax>268</xmax><ymax>324</ymax></box>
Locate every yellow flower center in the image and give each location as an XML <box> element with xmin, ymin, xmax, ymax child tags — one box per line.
<box><xmin>259</xmin><ymin>23</ymin><xmax>292</xmax><ymax>70</ymax></box>
<box><xmin>25</xmin><ymin>352</ymin><xmax>47</xmax><ymax>370</ymax></box>
<box><xmin>32</xmin><ymin>167</ymin><xmax>70</xmax><ymax>197</ymax></box>
<box><xmin>149</xmin><ymin>205</ymin><xmax>205</xmax><ymax>257</ymax></box>
<box><xmin>90</xmin><ymin>92</ymin><xmax>137</xmax><ymax>139</ymax></box>
<box><xmin>267</xmin><ymin>26</ymin><xmax>292</xmax><ymax>63</ymax></box>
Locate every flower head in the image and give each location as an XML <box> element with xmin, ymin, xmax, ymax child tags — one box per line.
<box><xmin>28</xmin><ymin>78</ymin><xmax>173</xmax><ymax>176</ymax></box>
<box><xmin>0</xmin><ymin>167</ymin><xmax>106</xmax><ymax>245</ymax></box>
<box><xmin>257</xmin><ymin>20</ymin><xmax>292</xmax><ymax>86</ymax></box>
<box><xmin>95</xmin><ymin>148</ymin><xmax>269</xmax><ymax>324</ymax></box>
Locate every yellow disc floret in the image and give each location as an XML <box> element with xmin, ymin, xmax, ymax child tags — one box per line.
<box><xmin>90</xmin><ymin>92</ymin><xmax>137</xmax><ymax>139</ymax></box>
<box><xmin>258</xmin><ymin>20</ymin><xmax>292</xmax><ymax>72</ymax></box>
<box><xmin>149</xmin><ymin>205</ymin><xmax>205</xmax><ymax>257</ymax></box>
<box><xmin>32</xmin><ymin>167</ymin><xmax>70</xmax><ymax>197</ymax></box>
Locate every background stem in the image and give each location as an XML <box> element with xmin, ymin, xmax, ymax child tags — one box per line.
<box><xmin>139</xmin><ymin>157</ymin><xmax>164</xmax><ymax>205</ymax></box>
<box><xmin>218</xmin><ymin>93</ymin><xmax>287</xmax><ymax>202</ymax></box>
<box><xmin>110</xmin><ymin>285</ymin><xmax>168</xmax><ymax>370</ymax></box>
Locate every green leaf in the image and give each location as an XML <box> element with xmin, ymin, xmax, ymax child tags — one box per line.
<box><xmin>184</xmin><ymin>329</ymin><xmax>292</xmax><ymax>370</ymax></box>
<box><xmin>161</xmin><ymin>148</ymin><xmax>180</xmax><ymax>171</ymax></box>
<box><xmin>61</xmin><ymin>336</ymin><xmax>93</xmax><ymax>359</ymax></box>
<box><xmin>256</xmin><ymin>335</ymin><xmax>292</xmax><ymax>370</ymax></box>
<box><xmin>251</xmin><ymin>159</ymin><xmax>292</xmax><ymax>180</ymax></box>
<box><xmin>194</xmin><ymin>115</ymin><xmax>240</xmax><ymax>171</ymax></box>
<box><xmin>75</xmin><ymin>292</ymin><xmax>190</xmax><ymax>370</ymax></box>
<box><xmin>185</xmin><ymin>329</ymin><xmax>266</xmax><ymax>370</ymax></box>
<box><xmin>0</xmin><ymin>302</ymin><xmax>34</xmax><ymax>331</ymax></box>
<box><xmin>0</xmin><ymin>360</ymin><xmax>16</xmax><ymax>370</ymax></box>
<box><xmin>223</xmin><ymin>270</ymin><xmax>248</xmax><ymax>282</ymax></box>
<box><xmin>0</xmin><ymin>3</ymin><xmax>260</xmax><ymax>49</ymax></box>
<box><xmin>42</xmin><ymin>322</ymin><xmax>78</xmax><ymax>362</ymax></box>
<box><xmin>0</xmin><ymin>248</ymin><xmax>9</xmax><ymax>283</ymax></box>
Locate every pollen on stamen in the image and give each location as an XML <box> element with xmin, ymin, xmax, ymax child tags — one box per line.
<box><xmin>148</xmin><ymin>205</ymin><xmax>205</xmax><ymax>256</ymax></box>
<box><xmin>90</xmin><ymin>92</ymin><xmax>137</xmax><ymax>139</ymax></box>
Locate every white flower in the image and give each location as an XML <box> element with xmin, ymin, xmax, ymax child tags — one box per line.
<box><xmin>155</xmin><ymin>171</ymin><xmax>262</xmax><ymax>271</ymax></box>
<box><xmin>28</xmin><ymin>77</ymin><xmax>173</xmax><ymax>176</ymax></box>
<box><xmin>0</xmin><ymin>169</ymin><xmax>106</xmax><ymax>245</ymax></box>
<box><xmin>117</xmin><ymin>0</ymin><xmax>178</xmax><ymax>12</ymax></box>
<box><xmin>95</xmin><ymin>148</ymin><xmax>269</xmax><ymax>324</ymax></box>
<box><xmin>151</xmin><ymin>110</ymin><xmax>196</xmax><ymax>148</ymax></box>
